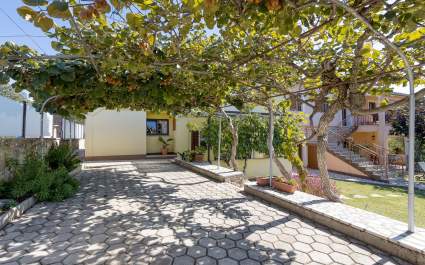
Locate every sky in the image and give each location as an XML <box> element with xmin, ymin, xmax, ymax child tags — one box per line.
<box><xmin>0</xmin><ymin>1</ymin><xmax>414</xmax><ymax>95</ymax></box>
<box><xmin>0</xmin><ymin>1</ymin><xmax>56</xmax><ymax>55</ymax></box>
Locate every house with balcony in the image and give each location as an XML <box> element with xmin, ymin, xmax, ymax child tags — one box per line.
<box><xmin>294</xmin><ymin>92</ymin><xmax>407</xmax><ymax>181</ymax></box>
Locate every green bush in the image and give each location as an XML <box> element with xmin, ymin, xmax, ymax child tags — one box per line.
<box><xmin>45</xmin><ymin>143</ymin><xmax>80</xmax><ymax>171</ymax></box>
<box><xmin>1</xmin><ymin>154</ymin><xmax>79</xmax><ymax>202</ymax></box>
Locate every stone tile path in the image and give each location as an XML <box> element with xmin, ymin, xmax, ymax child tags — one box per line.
<box><xmin>0</xmin><ymin>160</ymin><xmax>411</xmax><ymax>265</ymax></box>
<box><xmin>309</xmin><ymin>169</ymin><xmax>425</xmax><ymax>191</ymax></box>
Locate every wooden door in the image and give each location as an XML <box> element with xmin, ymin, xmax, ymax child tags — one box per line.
<box><xmin>307</xmin><ymin>144</ymin><xmax>318</xmax><ymax>169</ymax></box>
<box><xmin>191</xmin><ymin>131</ymin><xmax>199</xmax><ymax>150</ymax></box>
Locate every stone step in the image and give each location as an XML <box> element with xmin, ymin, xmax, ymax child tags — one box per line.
<box><xmin>327</xmin><ymin>143</ymin><xmax>390</xmax><ymax>179</ymax></box>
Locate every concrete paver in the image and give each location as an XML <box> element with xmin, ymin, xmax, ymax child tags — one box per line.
<box><xmin>0</xmin><ymin>160</ymin><xmax>410</xmax><ymax>264</ymax></box>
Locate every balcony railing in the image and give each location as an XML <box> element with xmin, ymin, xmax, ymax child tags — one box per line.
<box><xmin>353</xmin><ymin>114</ymin><xmax>379</xmax><ymax>125</ymax></box>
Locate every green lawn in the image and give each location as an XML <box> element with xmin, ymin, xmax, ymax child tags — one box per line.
<box><xmin>335</xmin><ymin>180</ymin><xmax>425</xmax><ymax>228</ymax></box>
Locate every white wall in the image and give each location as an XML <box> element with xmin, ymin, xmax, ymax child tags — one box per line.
<box><xmin>301</xmin><ymin>104</ymin><xmax>350</xmax><ymax>127</ymax></box>
<box><xmin>62</xmin><ymin>120</ymin><xmax>84</xmax><ymax>139</ymax></box>
<box><xmin>0</xmin><ymin>96</ymin><xmax>22</xmax><ymax>137</ymax></box>
<box><xmin>85</xmin><ymin>109</ymin><xmax>147</xmax><ymax>157</ymax></box>
<box><xmin>0</xmin><ymin>96</ymin><xmax>53</xmax><ymax>138</ymax></box>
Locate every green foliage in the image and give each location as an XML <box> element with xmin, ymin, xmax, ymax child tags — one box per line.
<box><xmin>388</xmin><ymin>137</ymin><xmax>405</xmax><ymax>155</ymax></box>
<box><xmin>193</xmin><ymin>145</ymin><xmax>206</xmax><ymax>155</ymax></box>
<box><xmin>178</xmin><ymin>150</ymin><xmax>193</xmax><ymax>161</ymax></box>
<box><xmin>1</xmin><ymin>154</ymin><xmax>79</xmax><ymax>202</ymax></box>
<box><xmin>4</xmin><ymin>156</ymin><xmax>47</xmax><ymax>200</ymax></box>
<box><xmin>178</xmin><ymin>146</ymin><xmax>206</xmax><ymax>161</ymax></box>
<box><xmin>45</xmin><ymin>143</ymin><xmax>80</xmax><ymax>171</ymax></box>
<box><xmin>287</xmin><ymin>178</ymin><xmax>298</xmax><ymax>186</ymax></box>
<box><xmin>158</xmin><ymin>136</ymin><xmax>173</xmax><ymax>148</ymax></box>
<box><xmin>34</xmin><ymin>167</ymin><xmax>79</xmax><ymax>201</ymax></box>
<box><xmin>390</xmin><ymin>98</ymin><xmax>425</xmax><ymax>161</ymax></box>
<box><xmin>202</xmin><ymin>106</ymin><xmax>305</xmax><ymax>163</ymax></box>
<box><xmin>0</xmin><ymin>200</ymin><xmax>17</xmax><ymax>212</ymax></box>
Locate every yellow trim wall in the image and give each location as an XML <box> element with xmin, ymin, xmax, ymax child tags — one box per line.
<box><xmin>325</xmin><ymin>151</ymin><xmax>367</xmax><ymax>177</ymax></box>
<box><xmin>146</xmin><ymin>112</ymin><xmax>174</xmax><ymax>154</ymax></box>
<box><xmin>351</xmin><ymin>132</ymin><xmax>377</xmax><ymax>146</ymax></box>
<box><xmin>174</xmin><ymin>117</ymin><xmax>206</xmax><ymax>154</ymax></box>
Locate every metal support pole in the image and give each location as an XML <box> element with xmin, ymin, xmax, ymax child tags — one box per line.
<box><xmin>21</xmin><ymin>102</ymin><xmax>27</xmax><ymax>138</ymax></box>
<box><xmin>217</xmin><ymin>115</ymin><xmax>222</xmax><ymax>169</ymax></box>
<box><xmin>408</xmin><ymin>83</ymin><xmax>415</xmax><ymax>232</ymax></box>
<box><xmin>62</xmin><ymin>118</ymin><xmax>66</xmax><ymax>139</ymax></box>
<box><xmin>268</xmin><ymin>101</ymin><xmax>274</xmax><ymax>187</ymax></box>
<box><xmin>328</xmin><ymin>0</ymin><xmax>416</xmax><ymax>233</ymax></box>
<box><xmin>207</xmin><ymin>117</ymin><xmax>211</xmax><ymax>163</ymax></box>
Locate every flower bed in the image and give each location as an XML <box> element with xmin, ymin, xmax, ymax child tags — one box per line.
<box><xmin>256</xmin><ymin>173</ymin><xmax>339</xmax><ymax>198</ymax></box>
<box><xmin>0</xmin><ymin>143</ymin><xmax>82</xmax><ymax>230</ymax></box>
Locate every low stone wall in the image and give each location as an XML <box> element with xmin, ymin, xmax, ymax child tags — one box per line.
<box><xmin>0</xmin><ymin>197</ymin><xmax>36</xmax><ymax>230</ymax></box>
<box><xmin>245</xmin><ymin>183</ymin><xmax>425</xmax><ymax>265</ymax></box>
<box><xmin>0</xmin><ymin>138</ymin><xmax>79</xmax><ymax>181</ymax></box>
<box><xmin>174</xmin><ymin>159</ymin><xmax>244</xmax><ymax>185</ymax></box>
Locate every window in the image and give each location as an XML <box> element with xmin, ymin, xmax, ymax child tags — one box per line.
<box><xmin>290</xmin><ymin>95</ymin><xmax>302</xmax><ymax>111</ymax></box>
<box><xmin>147</xmin><ymin>119</ymin><xmax>169</xmax><ymax>135</ymax></box>
<box><xmin>321</xmin><ymin>103</ymin><xmax>329</xmax><ymax>112</ymax></box>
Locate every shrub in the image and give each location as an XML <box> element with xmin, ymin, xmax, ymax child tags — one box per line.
<box><xmin>4</xmin><ymin>155</ymin><xmax>47</xmax><ymax>200</ymax></box>
<box><xmin>193</xmin><ymin>146</ymin><xmax>206</xmax><ymax>155</ymax></box>
<box><xmin>178</xmin><ymin>150</ymin><xmax>192</xmax><ymax>161</ymax></box>
<box><xmin>3</xmin><ymin>154</ymin><xmax>79</xmax><ymax>202</ymax></box>
<box><xmin>291</xmin><ymin>173</ymin><xmax>339</xmax><ymax>198</ymax></box>
<box><xmin>45</xmin><ymin>143</ymin><xmax>80</xmax><ymax>171</ymax></box>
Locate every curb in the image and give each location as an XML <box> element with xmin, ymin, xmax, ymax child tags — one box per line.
<box><xmin>0</xmin><ymin>196</ymin><xmax>36</xmax><ymax>230</ymax></box>
<box><xmin>244</xmin><ymin>183</ymin><xmax>425</xmax><ymax>265</ymax></box>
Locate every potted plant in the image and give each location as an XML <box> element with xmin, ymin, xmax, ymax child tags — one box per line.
<box><xmin>178</xmin><ymin>150</ymin><xmax>192</xmax><ymax>161</ymax></box>
<box><xmin>192</xmin><ymin>146</ymin><xmax>206</xmax><ymax>162</ymax></box>
<box><xmin>272</xmin><ymin>177</ymin><xmax>298</xmax><ymax>193</ymax></box>
<box><xmin>158</xmin><ymin>136</ymin><xmax>173</xmax><ymax>155</ymax></box>
<box><xmin>256</xmin><ymin>176</ymin><xmax>276</xmax><ymax>186</ymax></box>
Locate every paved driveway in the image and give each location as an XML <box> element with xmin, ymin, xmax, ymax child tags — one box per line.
<box><xmin>0</xmin><ymin>160</ymin><xmax>409</xmax><ymax>265</ymax></box>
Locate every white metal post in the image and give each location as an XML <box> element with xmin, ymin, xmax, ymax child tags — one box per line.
<box><xmin>408</xmin><ymin>81</ymin><xmax>415</xmax><ymax>232</ymax></box>
<box><xmin>268</xmin><ymin>102</ymin><xmax>274</xmax><ymax>187</ymax></box>
<box><xmin>217</xmin><ymin>115</ymin><xmax>222</xmax><ymax>169</ymax></box>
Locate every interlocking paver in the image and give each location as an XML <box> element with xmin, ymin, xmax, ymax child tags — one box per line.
<box><xmin>0</xmin><ymin>160</ymin><xmax>410</xmax><ymax>265</ymax></box>
<box><xmin>188</xmin><ymin>246</ymin><xmax>207</xmax><ymax>258</ymax></box>
<box><xmin>196</xmin><ymin>256</ymin><xmax>217</xmax><ymax>265</ymax></box>
<box><xmin>207</xmin><ymin>246</ymin><xmax>227</xmax><ymax>259</ymax></box>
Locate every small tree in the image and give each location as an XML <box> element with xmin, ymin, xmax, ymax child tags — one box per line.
<box><xmin>390</xmin><ymin>98</ymin><xmax>425</xmax><ymax>162</ymax></box>
<box><xmin>202</xmin><ymin>106</ymin><xmax>307</xmax><ymax>186</ymax></box>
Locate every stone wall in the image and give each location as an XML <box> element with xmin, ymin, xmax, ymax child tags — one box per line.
<box><xmin>0</xmin><ymin>138</ymin><xmax>79</xmax><ymax>181</ymax></box>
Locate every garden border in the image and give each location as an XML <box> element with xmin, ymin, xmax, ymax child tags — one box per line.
<box><xmin>0</xmin><ymin>196</ymin><xmax>36</xmax><ymax>230</ymax></box>
<box><xmin>174</xmin><ymin>159</ymin><xmax>244</xmax><ymax>184</ymax></box>
<box><xmin>244</xmin><ymin>182</ymin><xmax>425</xmax><ymax>265</ymax></box>
<box><xmin>0</xmin><ymin>164</ymin><xmax>83</xmax><ymax>230</ymax></box>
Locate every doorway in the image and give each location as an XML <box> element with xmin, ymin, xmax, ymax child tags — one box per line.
<box><xmin>307</xmin><ymin>144</ymin><xmax>318</xmax><ymax>169</ymax></box>
<box><xmin>191</xmin><ymin>131</ymin><xmax>200</xmax><ymax>150</ymax></box>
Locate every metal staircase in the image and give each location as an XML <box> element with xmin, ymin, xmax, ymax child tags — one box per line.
<box><xmin>305</xmin><ymin>113</ymin><xmax>391</xmax><ymax>182</ymax></box>
<box><xmin>326</xmin><ymin>129</ymin><xmax>390</xmax><ymax>181</ymax></box>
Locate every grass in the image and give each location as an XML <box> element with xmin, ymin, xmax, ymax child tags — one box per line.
<box><xmin>335</xmin><ymin>180</ymin><xmax>425</xmax><ymax>228</ymax></box>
